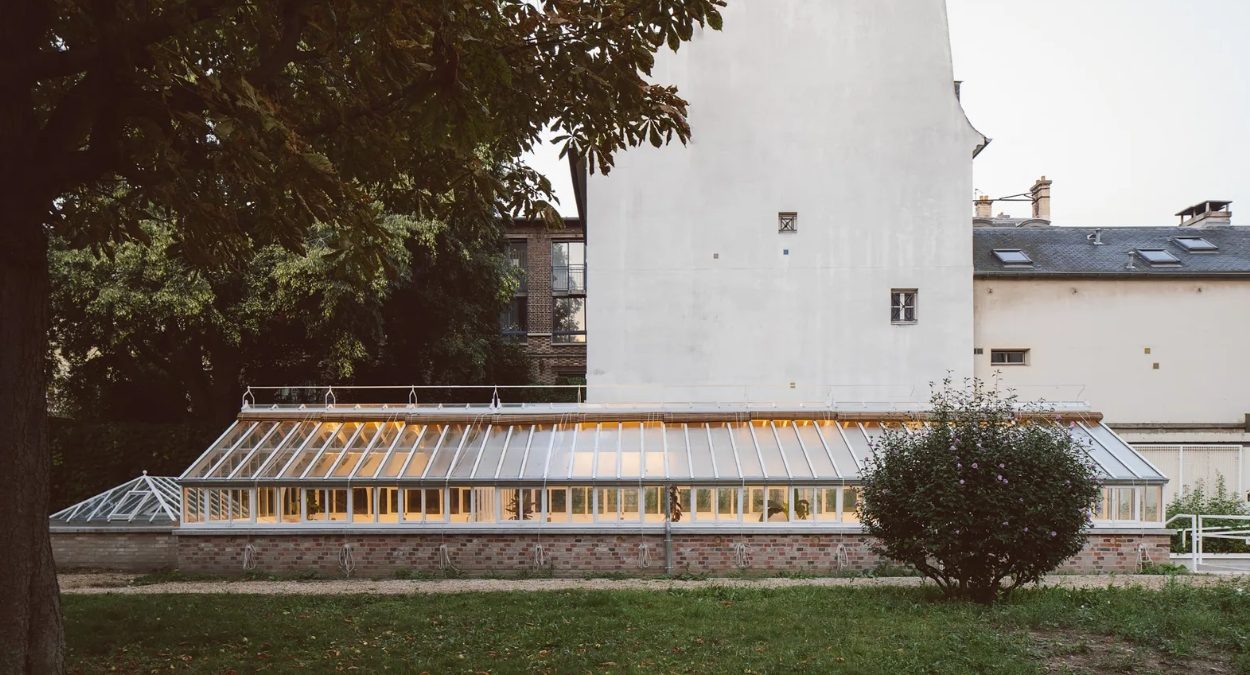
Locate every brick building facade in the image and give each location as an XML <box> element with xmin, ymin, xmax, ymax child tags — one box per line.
<box><xmin>503</xmin><ymin>217</ymin><xmax>587</xmax><ymax>386</ymax></box>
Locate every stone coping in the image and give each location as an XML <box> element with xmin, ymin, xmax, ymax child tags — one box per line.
<box><xmin>174</xmin><ymin>526</ymin><xmax>1172</xmax><ymax>537</ymax></box>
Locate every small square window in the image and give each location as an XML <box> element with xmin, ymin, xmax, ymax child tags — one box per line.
<box><xmin>992</xmin><ymin>248</ymin><xmax>1032</xmax><ymax>266</ymax></box>
<box><xmin>890</xmin><ymin>289</ymin><xmax>917</xmax><ymax>324</ymax></box>
<box><xmin>1136</xmin><ymin>248</ymin><xmax>1181</xmax><ymax>267</ymax></box>
<box><xmin>1173</xmin><ymin>237</ymin><xmax>1218</xmax><ymax>252</ymax></box>
<box><xmin>778</xmin><ymin>212</ymin><xmax>797</xmax><ymax>233</ymax></box>
<box><xmin>990</xmin><ymin>349</ymin><xmax>1029</xmax><ymax>366</ymax></box>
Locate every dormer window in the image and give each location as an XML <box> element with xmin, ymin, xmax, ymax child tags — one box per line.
<box><xmin>1136</xmin><ymin>248</ymin><xmax>1181</xmax><ymax>267</ymax></box>
<box><xmin>992</xmin><ymin>249</ymin><xmax>1032</xmax><ymax>266</ymax></box>
<box><xmin>1173</xmin><ymin>237</ymin><xmax>1218</xmax><ymax>252</ymax></box>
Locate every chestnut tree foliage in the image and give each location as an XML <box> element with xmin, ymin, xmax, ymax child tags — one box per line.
<box><xmin>859</xmin><ymin>380</ymin><xmax>1102</xmax><ymax>604</ymax></box>
<box><xmin>0</xmin><ymin>1</ymin><xmax>724</xmax><ymax>671</ymax></box>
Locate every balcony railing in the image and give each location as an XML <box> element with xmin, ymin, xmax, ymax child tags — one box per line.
<box><xmin>552</xmin><ymin>264</ymin><xmax>586</xmax><ymax>295</ymax></box>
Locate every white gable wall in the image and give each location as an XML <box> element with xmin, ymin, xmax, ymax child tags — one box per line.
<box><xmin>586</xmin><ymin>0</ymin><xmax>984</xmax><ymax>403</ymax></box>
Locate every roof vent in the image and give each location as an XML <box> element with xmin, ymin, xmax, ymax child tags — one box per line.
<box><xmin>1087</xmin><ymin>229</ymin><xmax>1104</xmax><ymax>246</ymax></box>
<box><xmin>1176</xmin><ymin>200</ymin><xmax>1232</xmax><ymax>228</ymax></box>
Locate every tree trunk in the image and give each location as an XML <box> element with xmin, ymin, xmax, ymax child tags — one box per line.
<box><xmin>0</xmin><ymin>214</ymin><xmax>64</xmax><ymax>673</ymax></box>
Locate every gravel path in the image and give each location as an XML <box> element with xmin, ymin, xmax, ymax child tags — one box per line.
<box><xmin>59</xmin><ymin>572</ymin><xmax>1248</xmax><ymax>596</ymax></box>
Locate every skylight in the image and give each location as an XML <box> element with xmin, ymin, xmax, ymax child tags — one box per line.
<box><xmin>1136</xmin><ymin>249</ymin><xmax>1182</xmax><ymax>267</ymax></box>
<box><xmin>992</xmin><ymin>249</ymin><xmax>1032</xmax><ymax>265</ymax></box>
<box><xmin>1173</xmin><ymin>237</ymin><xmax>1219</xmax><ymax>252</ymax></box>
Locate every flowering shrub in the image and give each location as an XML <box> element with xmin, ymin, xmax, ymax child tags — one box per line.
<box><xmin>859</xmin><ymin>379</ymin><xmax>1102</xmax><ymax>603</ymax></box>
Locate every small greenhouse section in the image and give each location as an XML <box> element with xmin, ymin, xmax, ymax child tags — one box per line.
<box><xmin>49</xmin><ymin>474</ymin><xmax>182</xmax><ymax>571</ymax></box>
<box><xmin>50</xmin><ymin>473</ymin><xmax>181</xmax><ymax>529</ymax></box>
<box><xmin>176</xmin><ymin>406</ymin><xmax>1167</xmax><ymax>530</ymax></box>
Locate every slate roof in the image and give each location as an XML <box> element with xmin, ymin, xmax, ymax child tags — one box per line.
<box><xmin>973</xmin><ymin>226</ymin><xmax>1250</xmax><ymax>277</ymax></box>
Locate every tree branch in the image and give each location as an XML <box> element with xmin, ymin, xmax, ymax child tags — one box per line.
<box><xmin>248</xmin><ymin>0</ymin><xmax>309</xmax><ymax>89</ymax></box>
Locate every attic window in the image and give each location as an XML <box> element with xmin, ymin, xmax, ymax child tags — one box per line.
<box><xmin>1136</xmin><ymin>249</ymin><xmax>1182</xmax><ymax>267</ymax></box>
<box><xmin>992</xmin><ymin>249</ymin><xmax>1032</xmax><ymax>266</ymax></box>
<box><xmin>1173</xmin><ymin>237</ymin><xmax>1218</xmax><ymax>252</ymax></box>
<box><xmin>778</xmin><ymin>212</ymin><xmax>797</xmax><ymax>232</ymax></box>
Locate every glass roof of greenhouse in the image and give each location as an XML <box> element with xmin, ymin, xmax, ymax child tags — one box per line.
<box><xmin>179</xmin><ymin>410</ymin><xmax>1165</xmax><ymax>486</ymax></box>
<box><xmin>50</xmin><ymin>474</ymin><xmax>181</xmax><ymax>528</ymax></box>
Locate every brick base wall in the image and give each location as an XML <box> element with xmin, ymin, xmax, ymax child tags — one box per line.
<box><xmin>52</xmin><ymin>530</ymin><xmax>177</xmax><ymax>571</ymax></box>
<box><xmin>175</xmin><ymin>531</ymin><xmax>1172</xmax><ymax>577</ymax></box>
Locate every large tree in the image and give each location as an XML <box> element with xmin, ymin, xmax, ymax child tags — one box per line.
<box><xmin>0</xmin><ymin>1</ymin><xmax>724</xmax><ymax>671</ymax></box>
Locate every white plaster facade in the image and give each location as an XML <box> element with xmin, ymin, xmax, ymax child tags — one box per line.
<box><xmin>972</xmin><ymin>278</ymin><xmax>1250</xmax><ymax>428</ymax></box>
<box><xmin>586</xmin><ymin>0</ymin><xmax>985</xmax><ymax>404</ymax></box>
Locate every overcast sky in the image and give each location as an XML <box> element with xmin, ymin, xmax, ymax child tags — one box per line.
<box><xmin>529</xmin><ymin>1</ymin><xmax>1250</xmax><ymax>226</ymax></box>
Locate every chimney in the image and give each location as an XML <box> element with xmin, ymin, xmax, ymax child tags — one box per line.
<box><xmin>1029</xmin><ymin>176</ymin><xmax>1052</xmax><ymax>221</ymax></box>
<box><xmin>1176</xmin><ymin>200</ymin><xmax>1232</xmax><ymax>228</ymax></box>
<box><xmin>975</xmin><ymin>195</ymin><xmax>993</xmax><ymax>219</ymax></box>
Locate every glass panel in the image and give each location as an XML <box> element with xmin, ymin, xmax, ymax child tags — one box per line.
<box><xmin>187</xmin><ymin>422</ymin><xmax>255</xmax><ymax>478</ymax></box>
<box><xmin>767</xmin><ymin>487</ymin><xmax>789</xmax><ymax>522</ymax></box>
<box><xmin>708</xmin><ymin>424</ymin><xmax>739</xmax><ymax>480</ymax></box>
<box><xmin>732</xmin><ymin>423</ymin><xmax>764</xmax><ymax>479</ymax></box>
<box><xmin>693</xmin><ymin>487</ymin><xmax>714</xmax><ymax>521</ymax></box>
<box><xmin>1067</xmin><ymin>424</ymin><xmax>1126</xmax><ymax>479</ymax></box>
<box><xmin>496</xmin><ymin>426</ymin><xmax>532</xmax><ymax>480</ymax></box>
<box><xmin>377</xmin><ymin>425</ymin><xmax>421</xmax><ymax>478</ymax></box>
<box><xmin>570</xmin><ymin>424</ymin><xmax>597</xmax><ymax>478</ymax></box>
<box><xmin>502</xmin><ymin>488</ymin><xmax>540</xmax><ymax>522</ymax></box>
<box><xmin>548</xmin><ymin>424</ymin><xmax>578</xmax><ymax>480</ymax></box>
<box><xmin>378</xmin><ymin>487</ymin><xmax>401</xmax><ymax>523</ymax></box>
<box><xmin>281</xmin><ymin>488</ymin><xmax>300</xmax><ymax>523</ymax></box>
<box><xmin>745</xmin><ymin>486</ymin><xmax>767</xmax><ymax>523</ymax></box>
<box><xmin>812</xmin><ymin>422</ymin><xmax>858</xmax><ymax>478</ymax></box>
<box><xmin>304</xmin><ymin>489</ymin><xmax>325</xmax><ymax>521</ymax></box>
<box><xmin>620</xmin><ymin>488</ymin><xmax>641</xmax><ymax>523</ymax></box>
<box><xmin>1143</xmin><ymin>487</ymin><xmax>1161</xmax><ymax>522</ymax></box>
<box><xmin>842</xmin><ymin>487</ymin><xmax>861</xmax><ymax>523</ymax></box>
<box><xmin>256</xmin><ymin>488</ymin><xmax>279</xmax><ymax>524</ymax></box>
<box><xmin>596</xmin><ymin>423</ymin><xmax>620</xmax><ymax>478</ymax></box>
<box><xmin>447</xmin><ymin>487</ymin><xmax>476</xmax><ymax>523</ymax></box>
<box><xmin>209</xmin><ymin>422</ymin><xmax>277</xmax><ymax>478</ymax></box>
<box><xmin>619</xmin><ymin>423</ymin><xmax>643</xmax><ymax>479</ymax></box>
<box><xmin>326</xmin><ymin>489</ymin><xmax>348</xmax><ymax>522</ymax></box>
<box><xmin>253</xmin><ymin>422</ymin><xmax>318</xmax><ymax>479</ymax></box>
<box><xmin>307</xmin><ymin>423</ymin><xmax>362</xmax><ymax>478</ymax></box>
<box><xmin>675</xmin><ymin>487</ymin><xmax>695</xmax><ymax>525</ymax></box>
<box><xmin>451</xmin><ymin>425</ymin><xmax>496</xmax><ymax>479</ymax></box>
<box><xmin>773</xmin><ymin>422</ymin><xmax>815</xmax><ymax>479</ymax></box>
<box><xmin>522</xmin><ymin>425</ymin><xmax>556</xmax><ymax>479</ymax></box>
<box><xmin>547</xmin><ymin>488</ymin><xmax>570</xmax><ymax>523</ymax></box>
<box><xmin>404</xmin><ymin>424</ymin><xmax>446</xmax><ymax>477</ymax></box>
<box><xmin>642</xmin><ymin>423</ymin><xmax>666</xmax><ymax>479</ymax></box>
<box><xmin>793</xmin><ymin>423</ymin><xmax>836</xmax><ymax>478</ymax></box>
<box><xmin>403</xmin><ymin>489</ymin><xmax>423</xmax><ymax>521</ymax></box>
<box><xmin>665</xmin><ymin>425</ymin><xmax>691</xmax><ymax>479</ymax></box>
<box><xmin>752</xmin><ymin>422</ymin><xmax>789</xmax><ymax>478</ymax></box>
<box><xmin>645</xmin><ymin>487</ymin><xmax>665</xmax><ymax>525</ymax></box>
<box><xmin>570</xmin><ymin>486</ymin><xmax>593</xmax><ymax>523</ymax></box>
<box><xmin>351</xmin><ymin>422</ymin><xmax>403</xmax><ymax>478</ymax></box>
<box><xmin>1085</xmin><ymin>424</ymin><xmax>1158</xmax><ymax>479</ymax></box>
<box><xmin>596</xmin><ymin>488</ymin><xmax>619</xmax><ymax>521</ymax></box>
<box><xmin>424</xmin><ymin>425</ymin><xmax>469</xmax><ymax>480</ymax></box>
<box><xmin>813</xmin><ymin>487</ymin><xmax>838</xmax><ymax>521</ymax></box>
<box><xmin>183</xmin><ymin>488</ymin><xmax>203</xmax><ymax>524</ymax></box>
<box><xmin>331</xmin><ymin>422</ymin><xmax>381</xmax><ymax>478</ymax></box>
<box><xmin>229</xmin><ymin>422</ymin><xmax>300</xmax><ymax>479</ymax></box>
<box><xmin>276</xmin><ymin>423</ymin><xmax>337</xmax><ymax>478</ymax></box>
<box><xmin>716</xmin><ymin>487</ymin><xmax>740</xmax><ymax>522</ymax></box>
<box><xmin>793</xmin><ymin>488</ymin><xmax>815</xmax><ymax>521</ymax></box>
<box><xmin>1116</xmin><ymin>488</ymin><xmax>1134</xmax><ymax>521</ymax></box>
<box><xmin>351</xmin><ymin>488</ymin><xmax>374</xmax><ymax>523</ymax></box>
<box><xmin>842</xmin><ymin>423</ymin><xmax>874</xmax><ymax>465</ymax></box>
<box><xmin>687</xmin><ymin>424</ymin><xmax>715</xmax><ymax>478</ymax></box>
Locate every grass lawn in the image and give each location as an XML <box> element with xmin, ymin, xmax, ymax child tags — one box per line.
<box><xmin>65</xmin><ymin>582</ymin><xmax>1250</xmax><ymax>673</ymax></box>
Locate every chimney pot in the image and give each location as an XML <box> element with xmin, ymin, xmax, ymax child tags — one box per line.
<box><xmin>975</xmin><ymin>195</ymin><xmax>993</xmax><ymax>219</ymax></box>
<box><xmin>1030</xmin><ymin>176</ymin><xmax>1053</xmax><ymax>222</ymax></box>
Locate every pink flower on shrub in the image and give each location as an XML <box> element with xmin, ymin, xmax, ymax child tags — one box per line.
<box><xmin>971</xmin><ymin>462</ymin><xmax>978</xmax><ymax>469</ymax></box>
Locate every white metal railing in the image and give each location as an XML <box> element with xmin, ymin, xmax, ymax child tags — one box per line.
<box><xmin>1166</xmin><ymin>513</ymin><xmax>1250</xmax><ymax>572</ymax></box>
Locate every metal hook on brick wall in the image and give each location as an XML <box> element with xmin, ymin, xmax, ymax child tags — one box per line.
<box><xmin>338</xmin><ymin>543</ymin><xmax>355</xmax><ymax>578</ymax></box>
<box><xmin>1136</xmin><ymin>543</ymin><xmax>1153</xmax><ymax>572</ymax></box>
<box><xmin>242</xmin><ymin>543</ymin><xmax>258</xmax><ymax>571</ymax></box>
<box><xmin>732</xmin><ymin>542</ymin><xmax>751</xmax><ymax>568</ymax></box>
<box><xmin>834</xmin><ymin>544</ymin><xmax>850</xmax><ymax>571</ymax></box>
<box><xmin>437</xmin><ymin>544</ymin><xmax>459</xmax><ymax>572</ymax></box>
<box><xmin>534</xmin><ymin>544</ymin><xmax>547</xmax><ymax>569</ymax></box>
<box><xmin>638</xmin><ymin>543</ymin><xmax>651</xmax><ymax>569</ymax></box>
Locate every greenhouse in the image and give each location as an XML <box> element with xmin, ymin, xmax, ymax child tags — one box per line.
<box><xmin>51</xmin><ymin>473</ymin><xmax>181</xmax><ymax>529</ymax></box>
<box><xmin>177</xmin><ymin>402</ymin><xmax>1168</xmax><ymax>530</ymax></box>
